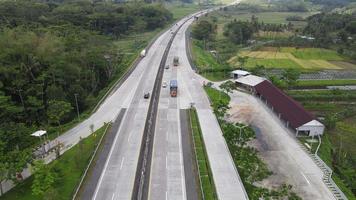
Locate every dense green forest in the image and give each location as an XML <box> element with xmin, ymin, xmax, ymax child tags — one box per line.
<box><xmin>0</xmin><ymin>0</ymin><xmax>173</xmax><ymax>188</ymax></box>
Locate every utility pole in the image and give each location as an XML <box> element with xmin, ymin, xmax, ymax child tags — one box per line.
<box><xmin>74</xmin><ymin>93</ymin><xmax>80</xmax><ymax>120</ymax></box>
<box><xmin>237</xmin><ymin>124</ymin><xmax>248</xmax><ymax>141</ymax></box>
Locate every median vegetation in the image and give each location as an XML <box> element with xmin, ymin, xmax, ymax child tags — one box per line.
<box><xmin>189</xmin><ymin>108</ymin><xmax>217</xmax><ymax>200</ymax></box>
<box><xmin>0</xmin><ymin>124</ymin><xmax>110</xmax><ymax>200</ymax></box>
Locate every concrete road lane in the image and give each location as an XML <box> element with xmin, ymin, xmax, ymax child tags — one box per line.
<box><xmin>92</xmin><ymin>26</ymin><xmax>180</xmax><ymax>200</ymax></box>
<box><xmin>174</xmin><ymin>15</ymin><xmax>249</xmax><ymax>200</ymax></box>
<box><xmin>92</xmin><ymin>18</ymin><xmax>193</xmax><ymax>200</ymax></box>
<box><xmin>148</xmin><ymin>43</ymin><xmax>186</xmax><ymax>200</ymax></box>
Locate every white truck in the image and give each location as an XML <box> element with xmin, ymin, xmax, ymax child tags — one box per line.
<box><xmin>140</xmin><ymin>49</ymin><xmax>146</xmax><ymax>57</ymax></box>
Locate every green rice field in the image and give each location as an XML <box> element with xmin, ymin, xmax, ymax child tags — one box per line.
<box><xmin>229</xmin><ymin>47</ymin><xmax>356</xmax><ymax>70</ymax></box>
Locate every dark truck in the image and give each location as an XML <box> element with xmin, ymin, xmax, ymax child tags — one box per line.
<box><xmin>173</xmin><ymin>56</ymin><xmax>179</xmax><ymax>66</ymax></box>
<box><xmin>170</xmin><ymin>80</ymin><xmax>178</xmax><ymax>97</ymax></box>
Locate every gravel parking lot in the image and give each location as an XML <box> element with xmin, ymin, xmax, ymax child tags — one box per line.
<box><xmin>227</xmin><ymin>90</ymin><xmax>335</xmax><ymax>200</ymax></box>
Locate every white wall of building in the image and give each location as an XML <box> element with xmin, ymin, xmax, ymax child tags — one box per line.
<box><xmin>297</xmin><ymin>120</ymin><xmax>325</xmax><ymax>136</ymax></box>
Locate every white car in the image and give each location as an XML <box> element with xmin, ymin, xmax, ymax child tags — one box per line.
<box><xmin>162</xmin><ymin>81</ymin><xmax>167</xmax><ymax>88</ymax></box>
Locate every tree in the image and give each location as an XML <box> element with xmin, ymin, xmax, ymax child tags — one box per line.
<box><xmin>324</xmin><ymin>114</ymin><xmax>337</xmax><ymax>130</ymax></box>
<box><xmin>0</xmin><ymin>159</ymin><xmax>8</xmax><ymax>195</ymax></box>
<box><xmin>31</xmin><ymin>160</ymin><xmax>56</xmax><ymax>196</ymax></box>
<box><xmin>192</xmin><ymin>20</ymin><xmax>216</xmax><ymax>49</ymax></box>
<box><xmin>223</xmin><ymin>20</ymin><xmax>253</xmax><ymax>44</ymax></box>
<box><xmin>47</xmin><ymin>100</ymin><xmax>73</xmax><ymax>127</ymax></box>
<box><xmin>250</xmin><ymin>64</ymin><xmax>265</xmax><ymax>76</ymax></box>
<box><xmin>220</xmin><ymin>80</ymin><xmax>236</xmax><ymax>94</ymax></box>
<box><xmin>237</xmin><ymin>56</ymin><xmax>248</xmax><ymax>69</ymax></box>
<box><xmin>269</xmin><ymin>75</ymin><xmax>287</xmax><ymax>89</ymax></box>
<box><xmin>281</xmin><ymin>68</ymin><xmax>300</xmax><ymax>88</ymax></box>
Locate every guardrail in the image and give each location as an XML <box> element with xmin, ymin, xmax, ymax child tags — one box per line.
<box><xmin>296</xmin><ymin>138</ymin><xmax>348</xmax><ymax>200</ymax></box>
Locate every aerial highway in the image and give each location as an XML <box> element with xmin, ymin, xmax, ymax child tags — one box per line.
<box><xmin>89</xmin><ymin>6</ymin><xmax>248</xmax><ymax>200</ymax></box>
<box><xmin>19</xmin><ymin>3</ymin><xmax>249</xmax><ymax>200</ymax></box>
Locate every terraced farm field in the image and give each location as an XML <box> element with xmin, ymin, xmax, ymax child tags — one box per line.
<box><xmin>229</xmin><ymin>47</ymin><xmax>356</xmax><ymax>70</ymax></box>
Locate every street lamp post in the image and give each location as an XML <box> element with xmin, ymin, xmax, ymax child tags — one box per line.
<box><xmin>237</xmin><ymin>124</ymin><xmax>248</xmax><ymax>141</ymax></box>
<box><xmin>74</xmin><ymin>93</ymin><xmax>80</xmax><ymax>120</ymax></box>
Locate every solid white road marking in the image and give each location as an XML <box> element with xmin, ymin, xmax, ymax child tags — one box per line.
<box><xmin>166</xmin><ymin>155</ymin><xmax>168</xmax><ymax>169</ymax></box>
<box><xmin>111</xmin><ymin>193</ymin><xmax>115</xmax><ymax>200</ymax></box>
<box><xmin>176</xmin><ymin>105</ymin><xmax>187</xmax><ymax>200</ymax></box>
<box><xmin>120</xmin><ymin>157</ymin><xmax>125</xmax><ymax>170</ymax></box>
<box><xmin>301</xmin><ymin>171</ymin><xmax>311</xmax><ymax>185</ymax></box>
<box><xmin>92</xmin><ymin>111</ymin><xmax>127</xmax><ymax>200</ymax></box>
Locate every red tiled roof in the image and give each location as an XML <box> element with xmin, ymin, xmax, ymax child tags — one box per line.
<box><xmin>254</xmin><ymin>80</ymin><xmax>314</xmax><ymax>129</ymax></box>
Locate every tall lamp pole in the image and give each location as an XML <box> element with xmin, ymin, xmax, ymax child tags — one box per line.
<box><xmin>74</xmin><ymin>93</ymin><xmax>80</xmax><ymax>120</ymax></box>
<box><xmin>237</xmin><ymin>124</ymin><xmax>248</xmax><ymax>140</ymax></box>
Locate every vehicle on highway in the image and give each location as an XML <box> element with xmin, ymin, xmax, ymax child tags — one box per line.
<box><xmin>170</xmin><ymin>80</ymin><xmax>178</xmax><ymax>97</ymax></box>
<box><xmin>173</xmin><ymin>56</ymin><xmax>179</xmax><ymax>66</ymax></box>
<box><xmin>165</xmin><ymin>65</ymin><xmax>170</xmax><ymax>69</ymax></box>
<box><xmin>140</xmin><ymin>49</ymin><xmax>146</xmax><ymax>57</ymax></box>
<box><xmin>144</xmin><ymin>92</ymin><xmax>150</xmax><ymax>99</ymax></box>
<box><xmin>162</xmin><ymin>81</ymin><xmax>167</xmax><ymax>88</ymax></box>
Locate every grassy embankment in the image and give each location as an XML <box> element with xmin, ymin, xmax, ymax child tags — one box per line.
<box><xmin>287</xmin><ymin>85</ymin><xmax>356</xmax><ymax>199</ymax></box>
<box><xmin>204</xmin><ymin>86</ymin><xmax>301</xmax><ymax>199</ymax></box>
<box><xmin>191</xmin><ymin>40</ymin><xmax>232</xmax><ymax>81</ymax></box>
<box><xmin>189</xmin><ymin>109</ymin><xmax>217</xmax><ymax>200</ymax></box>
<box><xmin>0</xmin><ymin>124</ymin><xmax>110</xmax><ymax>200</ymax></box>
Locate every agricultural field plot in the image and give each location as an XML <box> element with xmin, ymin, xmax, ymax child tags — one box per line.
<box><xmin>229</xmin><ymin>47</ymin><xmax>356</xmax><ymax>70</ymax></box>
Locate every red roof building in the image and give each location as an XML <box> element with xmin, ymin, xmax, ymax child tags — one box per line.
<box><xmin>253</xmin><ymin>80</ymin><xmax>324</xmax><ymax>136</ymax></box>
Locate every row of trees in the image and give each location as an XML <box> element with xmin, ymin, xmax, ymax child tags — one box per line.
<box><xmin>304</xmin><ymin>12</ymin><xmax>356</xmax><ymax>42</ymax></box>
<box><xmin>0</xmin><ymin>1</ymin><xmax>172</xmax><ymax>37</ymax></box>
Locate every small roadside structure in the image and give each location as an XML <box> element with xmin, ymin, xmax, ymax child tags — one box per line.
<box><xmin>231</xmin><ymin>70</ymin><xmax>250</xmax><ymax>80</ymax></box>
<box><xmin>31</xmin><ymin>130</ymin><xmax>49</xmax><ymax>157</ymax></box>
<box><xmin>234</xmin><ymin>74</ymin><xmax>265</xmax><ymax>92</ymax></box>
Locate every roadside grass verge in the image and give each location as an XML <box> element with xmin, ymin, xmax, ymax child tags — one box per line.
<box><xmin>191</xmin><ymin>40</ymin><xmax>233</xmax><ymax>81</ymax></box>
<box><xmin>204</xmin><ymin>86</ymin><xmax>230</xmax><ymax>106</ymax></box>
<box><xmin>189</xmin><ymin>108</ymin><xmax>217</xmax><ymax>200</ymax></box>
<box><xmin>192</xmin><ymin>40</ymin><xmax>221</xmax><ymax>70</ymax></box>
<box><xmin>0</xmin><ymin>124</ymin><xmax>110</xmax><ymax>200</ymax></box>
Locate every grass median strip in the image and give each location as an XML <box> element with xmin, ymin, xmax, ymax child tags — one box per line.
<box><xmin>189</xmin><ymin>109</ymin><xmax>217</xmax><ymax>200</ymax></box>
<box><xmin>0</xmin><ymin>124</ymin><xmax>110</xmax><ymax>200</ymax></box>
